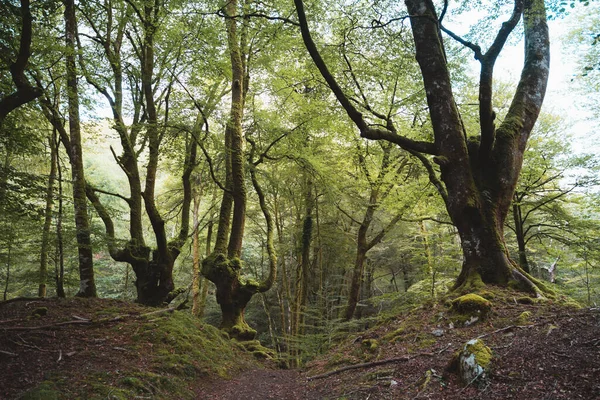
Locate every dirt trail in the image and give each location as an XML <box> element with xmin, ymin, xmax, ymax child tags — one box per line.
<box><xmin>198</xmin><ymin>369</ymin><xmax>315</xmax><ymax>399</ymax></box>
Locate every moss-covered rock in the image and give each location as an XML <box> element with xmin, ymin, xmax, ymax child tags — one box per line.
<box><xmin>517</xmin><ymin>296</ymin><xmax>536</xmax><ymax>305</ymax></box>
<box><xmin>450</xmin><ymin>293</ymin><xmax>492</xmax><ymax>326</ymax></box>
<box><xmin>450</xmin><ymin>339</ymin><xmax>493</xmax><ymax>386</ymax></box>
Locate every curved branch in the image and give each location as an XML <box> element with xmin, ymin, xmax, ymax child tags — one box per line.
<box><xmin>408</xmin><ymin>150</ymin><xmax>448</xmax><ymax>204</ymax></box>
<box><xmin>293</xmin><ymin>0</ymin><xmax>436</xmax><ymax>155</ymax></box>
<box><xmin>0</xmin><ymin>0</ymin><xmax>42</xmax><ymax>123</ymax></box>
<box><xmin>250</xmin><ymin>167</ymin><xmax>277</xmax><ymax>293</ymax></box>
<box><xmin>88</xmin><ymin>185</ymin><xmax>131</xmax><ymax>204</ymax></box>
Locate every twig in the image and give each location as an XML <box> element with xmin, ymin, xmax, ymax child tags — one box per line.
<box><xmin>1</xmin><ymin>320</ymin><xmax>92</xmax><ymax>331</ymax></box>
<box><xmin>0</xmin><ymin>350</ymin><xmax>18</xmax><ymax>357</ymax></box>
<box><xmin>307</xmin><ymin>352</ymin><xmax>435</xmax><ymax>381</ymax></box>
<box><xmin>0</xmin><ymin>318</ymin><xmax>24</xmax><ymax>324</ymax></box>
<box><xmin>1</xmin><ymin>307</ymin><xmax>175</xmax><ymax>331</ymax></box>
<box><xmin>477</xmin><ymin>324</ymin><xmax>537</xmax><ymax>339</ymax></box>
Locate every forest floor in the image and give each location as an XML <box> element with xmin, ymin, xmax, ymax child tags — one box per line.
<box><xmin>1</xmin><ymin>288</ymin><xmax>599</xmax><ymax>399</ymax></box>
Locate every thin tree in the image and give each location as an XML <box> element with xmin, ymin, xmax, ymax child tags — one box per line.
<box><xmin>64</xmin><ymin>0</ymin><xmax>96</xmax><ymax>297</ymax></box>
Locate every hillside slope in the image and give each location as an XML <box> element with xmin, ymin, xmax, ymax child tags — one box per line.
<box><xmin>1</xmin><ymin>289</ymin><xmax>598</xmax><ymax>400</ymax></box>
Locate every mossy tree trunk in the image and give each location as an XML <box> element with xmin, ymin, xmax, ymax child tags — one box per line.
<box><xmin>295</xmin><ymin>0</ymin><xmax>551</xmax><ymax>294</ymax></box>
<box><xmin>202</xmin><ymin>0</ymin><xmax>277</xmax><ymax>339</ymax></box>
<box><xmin>64</xmin><ymin>0</ymin><xmax>96</xmax><ymax>298</ymax></box>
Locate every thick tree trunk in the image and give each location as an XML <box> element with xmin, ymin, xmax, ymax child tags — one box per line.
<box><xmin>64</xmin><ymin>0</ymin><xmax>96</xmax><ymax>297</ymax></box>
<box><xmin>405</xmin><ymin>0</ymin><xmax>550</xmax><ymax>293</ymax></box>
<box><xmin>192</xmin><ymin>193</ymin><xmax>202</xmax><ymax>317</ymax></box>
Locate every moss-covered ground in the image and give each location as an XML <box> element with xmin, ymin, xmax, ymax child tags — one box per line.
<box><xmin>303</xmin><ymin>286</ymin><xmax>599</xmax><ymax>399</ymax></box>
<box><xmin>0</xmin><ymin>298</ymin><xmax>258</xmax><ymax>399</ymax></box>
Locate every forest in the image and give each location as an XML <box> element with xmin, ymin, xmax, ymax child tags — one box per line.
<box><xmin>1</xmin><ymin>0</ymin><xmax>599</xmax><ymax>399</ymax></box>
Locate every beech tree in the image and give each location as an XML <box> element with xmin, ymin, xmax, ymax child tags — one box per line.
<box><xmin>201</xmin><ymin>0</ymin><xmax>277</xmax><ymax>339</ymax></box>
<box><xmin>294</xmin><ymin>0</ymin><xmax>552</xmax><ymax>294</ymax></box>
<box><xmin>72</xmin><ymin>0</ymin><xmax>197</xmax><ymax>305</ymax></box>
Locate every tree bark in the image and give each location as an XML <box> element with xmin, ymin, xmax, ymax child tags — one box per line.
<box><xmin>55</xmin><ymin>147</ymin><xmax>65</xmax><ymax>298</ymax></box>
<box><xmin>39</xmin><ymin>132</ymin><xmax>57</xmax><ymax>297</ymax></box>
<box><xmin>512</xmin><ymin>196</ymin><xmax>530</xmax><ymax>273</ymax></box>
<box><xmin>64</xmin><ymin>0</ymin><xmax>96</xmax><ymax>298</ymax></box>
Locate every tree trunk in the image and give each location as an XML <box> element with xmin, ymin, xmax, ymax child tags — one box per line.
<box><xmin>404</xmin><ymin>0</ymin><xmax>550</xmax><ymax>293</ymax></box>
<box><xmin>3</xmin><ymin>228</ymin><xmax>12</xmax><ymax>300</ymax></box>
<box><xmin>192</xmin><ymin>192</ymin><xmax>202</xmax><ymax>317</ymax></box>
<box><xmin>512</xmin><ymin>198</ymin><xmax>530</xmax><ymax>273</ymax></box>
<box><xmin>55</xmin><ymin>149</ymin><xmax>65</xmax><ymax>298</ymax></box>
<box><xmin>293</xmin><ymin>170</ymin><xmax>313</xmax><ymax>337</ymax></box>
<box><xmin>39</xmin><ymin>132</ymin><xmax>57</xmax><ymax>297</ymax></box>
<box><xmin>64</xmin><ymin>0</ymin><xmax>96</xmax><ymax>297</ymax></box>
<box><xmin>202</xmin><ymin>0</ymin><xmax>277</xmax><ymax>339</ymax></box>
<box><xmin>345</xmin><ymin>246</ymin><xmax>368</xmax><ymax>321</ymax></box>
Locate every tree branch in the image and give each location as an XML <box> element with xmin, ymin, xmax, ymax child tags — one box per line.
<box><xmin>0</xmin><ymin>0</ymin><xmax>42</xmax><ymax>123</ymax></box>
<box><xmin>293</xmin><ymin>0</ymin><xmax>436</xmax><ymax>156</ymax></box>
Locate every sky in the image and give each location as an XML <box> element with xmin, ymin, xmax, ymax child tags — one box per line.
<box><xmin>475</xmin><ymin>6</ymin><xmax>597</xmax><ymax>154</ymax></box>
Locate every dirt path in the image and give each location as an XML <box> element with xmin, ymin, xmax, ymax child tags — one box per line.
<box><xmin>198</xmin><ymin>369</ymin><xmax>316</xmax><ymax>399</ymax></box>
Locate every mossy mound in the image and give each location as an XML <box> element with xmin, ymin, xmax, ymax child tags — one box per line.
<box><xmin>21</xmin><ymin>304</ymin><xmax>258</xmax><ymax>399</ymax></box>
<box><xmin>449</xmin><ymin>293</ymin><xmax>492</xmax><ymax>326</ymax></box>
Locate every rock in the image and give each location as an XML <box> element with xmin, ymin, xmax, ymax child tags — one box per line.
<box><xmin>431</xmin><ymin>329</ymin><xmax>445</xmax><ymax>337</ymax></box>
<box><xmin>451</xmin><ymin>338</ymin><xmax>493</xmax><ymax>386</ymax></box>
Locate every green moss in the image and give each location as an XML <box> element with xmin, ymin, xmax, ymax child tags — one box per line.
<box><xmin>476</xmin><ymin>290</ymin><xmax>496</xmax><ymax>300</ymax></box>
<box><xmin>464</xmin><ymin>339</ymin><xmax>492</xmax><ymax>369</ymax></box>
<box><xmin>516</xmin><ymin>311</ymin><xmax>532</xmax><ymax>325</ymax></box>
<box><xmin>20</xmin><ymin>381</ymin><xmax>59</xmax><ymax>400</ymax></box>
<box><xmin>451</xmin><ymin>294</ymin><xmax>492</xmax><ymax>316</ymax></box>
<box><xmin>516</xmin><ymin>296</ymin><xmax>536</xmax><ymax>304</ymax></box>
<box><xmin>133</xmin><ymin>310</ymin><xmax>256</xmax><ymax>379</ymax></box>
<box><xmin>361</xmin><ymin>339</ymin><xmax>379</xmax><ymax>352</ymax></box>
<box><xmin>237</xmin><ymin>340</ymin><xmax>276</xmax><ymax>359</ymax></box>
<box><xmin>383</xmin><ymin>326</ymin><xmax>406</xmax><ymax>342</ymax></box>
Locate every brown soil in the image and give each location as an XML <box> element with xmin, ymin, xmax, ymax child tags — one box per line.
<box><xmin>1</xmin><ymin>293</ymin><xmax>599</xmax><ymax>400</ymax></box>
<box><xmin>0</xmin><ymin>297</ymin><xmax>154</xmax><ymax>399</ymax></box>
